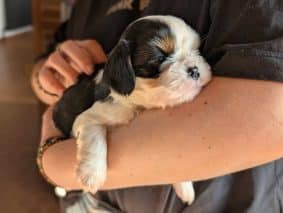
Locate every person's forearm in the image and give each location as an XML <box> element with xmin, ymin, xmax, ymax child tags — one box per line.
<box><xmin>42</xmin><ymin>77</ymin><xmax>283</xmax><ymax>190</ymax></box>
<box><xmin>31</xmin><ymin>59</ymin><xmax>59</xmax><ymax>105</ymax></box>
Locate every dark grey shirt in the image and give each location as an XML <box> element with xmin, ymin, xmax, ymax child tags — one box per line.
<box><xmin>50</xmin><ymin>0</ymin><xmax>283</xmax><ymax>212</ymax></box>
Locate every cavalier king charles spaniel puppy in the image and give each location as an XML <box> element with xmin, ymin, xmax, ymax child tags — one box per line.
<box><xmin>53</xmin><ymin>15</ymin><xmax>211</xmax><ymax>204</ymax></box>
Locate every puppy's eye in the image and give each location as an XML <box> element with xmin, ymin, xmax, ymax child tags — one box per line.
<box><xmin>148</xmin><ymin>55</ymin><xmax>166</xmax><ymax>65</ymax></box>
<box><xmin>157</xmin><ymin>55</ymin><xmax>166</xmax><ymax>63</ymax></box>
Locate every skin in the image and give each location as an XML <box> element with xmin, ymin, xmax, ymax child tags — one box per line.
<box><xmin>32</xmin><ymin>39</ymin><xmax>283</xmax><ymax>191</ymax></box>
<box><xmin>31</xmin><ymin>40</ymin><xmax>107</xmax><ymax>105</ymax></box>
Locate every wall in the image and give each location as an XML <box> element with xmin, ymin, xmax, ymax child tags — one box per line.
<box><xmin>4</xmin><ymin>0</ymin><xmax>31</xmax><ymax>30</ymax></box>
<box><xmin>0</xmin><ymin>0</ymin><xmax>5</xmax><ymax>37</ymax></box>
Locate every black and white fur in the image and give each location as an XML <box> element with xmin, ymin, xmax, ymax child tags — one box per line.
<box><xmin>54</xmin><ymin>15</ymin><xmax>211</xmax><ymax>205</ymax></box>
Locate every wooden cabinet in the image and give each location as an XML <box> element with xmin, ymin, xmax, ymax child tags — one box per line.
<box><xmin>32</xmin><ymin>0</ymin><xmax>61</xmax><ymax>54</ymax></box>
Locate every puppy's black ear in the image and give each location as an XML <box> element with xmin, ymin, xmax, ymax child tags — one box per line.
<box><xmin>103</xmin><ymin>40</ymin><xmax>135</xmax><ymax>95</ymax></box>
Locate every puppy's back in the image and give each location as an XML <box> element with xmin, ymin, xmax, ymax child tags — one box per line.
<box><xmin>53</xmin><ymin>65</ymin><xmax>109</xmax><ymax>136</ymax></box>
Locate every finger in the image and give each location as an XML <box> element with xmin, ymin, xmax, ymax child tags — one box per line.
<box><xmin>47</xmin><ymin>51</ymin><xmax>78</xmax><ymax>83</ymax></box>
<box><xmin>39</xmin><ymin>67</ymin><xmax>65</xmax><ymax>96</ymax></box>
<box><xmin>60</xmin><ymin>40</ymin><xmax>93</xmax><ymax>75</ymax></box>
<box><xmin>52</xmin><ymin>71</ymin><xmax>74</xmax><ymax>89</ymax></box>
<box><xmin>69</xmin><ymin>60</ymin><xmax>82</xmax><ymax>73</ymax></box>
<box><xmin>78</xmin><ymin>40</ymin><xmax>107</xmax><ymax>64</ymax></box>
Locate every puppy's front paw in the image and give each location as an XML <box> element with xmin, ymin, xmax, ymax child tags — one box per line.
<box><xmin>173</xmin><ymin>181</ymin><xmax>195</xmax><ymax>205</ymax></box>
<box><xmin>76</xmin><ymin>160</ymin><xmax>107</xmax><ymax>194</ymax></box>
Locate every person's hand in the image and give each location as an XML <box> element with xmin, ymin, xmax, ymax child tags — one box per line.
<box><xmin>40</xmin><ymin>106</ymin><xmax>63</xmax><ymax>145</ymax></box>
<box><xmin>38</xmin><ymin>40</ymin><xmax>107</xmax><ymax>96</ymax></box>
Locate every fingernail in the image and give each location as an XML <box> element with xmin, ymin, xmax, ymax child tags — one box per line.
<box><xmin>70</xmin><ymin>73</ymin><xmax>78</xmax><ymax>83</ymax></box>
<box><xmin>58</xmin><ymin>88</ymin><xmax>64</xmax><ymax>96</ymax></box>
<box><xmin>86</xmin><ymin>65</ymin><xmax>94</xmax><ymax>75</ymax></box>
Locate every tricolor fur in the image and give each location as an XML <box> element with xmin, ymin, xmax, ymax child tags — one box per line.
<box><xmin>53</xmin><ymin>15</ymin><xmax>212</xmax><ymax>205</ymax></box>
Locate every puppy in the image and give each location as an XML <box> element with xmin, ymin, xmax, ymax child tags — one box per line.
<box><xmin>53</xmin><ymin>15</ymin><xmax>211</xmax><ymax>205</ymax></box>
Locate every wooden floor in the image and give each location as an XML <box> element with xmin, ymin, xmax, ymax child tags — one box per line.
<box><xmin>0</xmin><ymin>33</ymin><xmax>59</xmax><ymax>212</ymax></box>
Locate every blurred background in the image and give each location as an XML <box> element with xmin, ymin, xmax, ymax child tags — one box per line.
<box><xmin>0</xmin><ymin>0</ymin><xmax>74</xmax><ymax>212</ymax></box>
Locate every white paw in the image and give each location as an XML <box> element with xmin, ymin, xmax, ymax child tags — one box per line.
<box><xmin>173</xmin><ymin>181</ymin><xmax>195</xmax><ymax>205</ymax></box>
<box><xmin>76</xmin><ymin>160</ymin><xmax>107</xmax><ymax>194</ymax></box>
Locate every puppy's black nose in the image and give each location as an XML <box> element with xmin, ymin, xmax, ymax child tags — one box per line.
<box><xmin>187</xmin><ymin>66</ymin><xmax>200</xmax><ymax>80</ymax></box>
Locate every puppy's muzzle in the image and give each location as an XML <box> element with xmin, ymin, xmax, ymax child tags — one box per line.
<box><xmin>187</xmin><ymin>66</ymin><xmax>200</xmax><ymax>80</ymax></box>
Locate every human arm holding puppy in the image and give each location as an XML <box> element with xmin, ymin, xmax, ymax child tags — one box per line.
<box><xmin>33</xmin><ymin>38</ymin><xmax>283</xmax><ymax>191</ymax></box>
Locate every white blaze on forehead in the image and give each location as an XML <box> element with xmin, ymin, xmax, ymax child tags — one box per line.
<box><xmin>139</xmin><ymin>15</ymin><xmax>201</xmax><ymax>51</ymax></box>
<box><xmin>115</xmin><ymin>15</ymin><xmax>211</xmax><ymax>108</ymax></box>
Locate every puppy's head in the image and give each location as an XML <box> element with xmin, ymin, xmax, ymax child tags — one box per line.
<box><xmin>103</xmin><ymin>15</ymin><xmax>211</xmax><ymax>108</ymax></box>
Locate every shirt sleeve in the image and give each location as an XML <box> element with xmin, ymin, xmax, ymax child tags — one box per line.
<box><xmin>37</xmin><ymin>0</ymin><xmax>141</xmax><ymax>61</ymax></box>
<box><xmin>36</xmin><ymin>21</ymin><xmax>68</xmax><ymax>61</ymax></box>
<box><xmin>202</xmin><ymin>0</ymin><xmax>283</xmax><ymax>82</ymax></box>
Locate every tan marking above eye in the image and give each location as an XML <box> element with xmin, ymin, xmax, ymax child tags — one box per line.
<box><xmin>153</xmin><ymin>36</ymin><xmax>175</xmax><ymax>54</ymax></box>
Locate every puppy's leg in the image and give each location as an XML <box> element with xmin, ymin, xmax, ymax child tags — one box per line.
<box><xmin>73</xmin><ymin>100</ymin><xmax>135</xmax><ymax>193</ymax></box>
<box><xmin>173</xmin><ymin>181</ymin><xmax>195</xmax><ymax>205</ymax></box>
<box><xmin>73</xmin><ymin>112</ymin><xmax>107</xmax><ymax>193</ymax></box>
